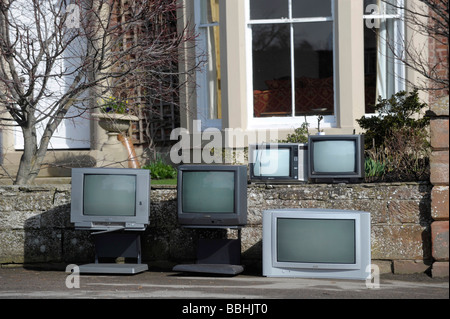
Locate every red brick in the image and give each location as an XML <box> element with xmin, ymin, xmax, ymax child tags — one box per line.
<box><xmin>430</xmin><ymin>150</ymin><xmax>449</xmax><ymax>185</ymax></box>
<box><xmin>430</xmin><ymin>119</ymin><xmax>449</xmax><ymax>150</ymax></box>
<box><xmin>431</xmin><ymin>221</ymin><xmax>449</xmax><ymax>261</ymax></box>
<box><xmin>393</xmin><ymin>260</ymin><xmax>430</xmax><ymax>275</ymax></box>
<box><xmin>431</xmin><ymin>261</ymin><xmax>449</xmax><ymax>277</ymax></box>
<box><xmin>431</xmin><ymin>186</ymin><xmax>449</xmax><ymax>220</ymax></box>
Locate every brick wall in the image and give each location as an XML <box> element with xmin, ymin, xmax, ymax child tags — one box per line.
<box><xmin>429</xmin><ymin>96</ymin><xmax>450</xmax><ymax>277</ymax></box>
<box><xmin>427</xmin><ymin>2</ymin><xmax>449</xmax><ymax>105</ymax></box>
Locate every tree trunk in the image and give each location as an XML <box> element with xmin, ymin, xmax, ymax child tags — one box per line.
<box><xmin>14</xmin><ymin>125</ymin><xmax>42</xmax><ymax>185</ymax></box>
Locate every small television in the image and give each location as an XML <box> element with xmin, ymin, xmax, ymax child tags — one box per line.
<box><xmin>263</xmin><ymin>209</ymin><xmax>371</xmax><ymax>280</ymax></box>
<box><xmin>177</xmin><ymin>165</ymin><xmax>248</xmax><ymax>226</ymax></box>
<box><xmin>71</xmin><ymin>168</ymin><xmax>151</xmax><ymax>231</ymax></box>
<box><xmin>308</xmin><ymin>134</ymin><xmax>365</xmax><ymax>183</ymax></box>
<box><xmin>249</xmin><ymin>143</ymin><xmax>308</xmax><ymax>183</ymax></box>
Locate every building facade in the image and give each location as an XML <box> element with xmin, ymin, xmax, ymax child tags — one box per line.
<box><xmin>0</xmin><ymin>0</ymin><xmax>445</xmax><ymax>180</ymax></box>
<box><xmin>177</xmin><ymin>0</ymin><xmax>432</xmax><ymax>147</ymax></box>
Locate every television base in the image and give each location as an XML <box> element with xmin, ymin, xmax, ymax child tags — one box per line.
<box><xmin>173</xmin><ymin>231</ymin><xmax>244</xmax><ymax>276</ymax></box>
<box><xmin>79</xmin><ymin>231</ymin><xmax>147</xmax><ymax>275</ymax></box>
<box><xmin>79</xmin><ymin>263</ymin><xmax>148</xmax><ymax>275</ymax></box>
<box><xmin>173</xmin><ymin>263</ymin><xmax>243</xmax><ymax>276</ymax></box>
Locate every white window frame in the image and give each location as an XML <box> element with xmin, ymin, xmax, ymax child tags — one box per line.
<box><xmin>245</xmin><ymin>0</ymin><xmax>336</xmax><ymax>130</ymax></box>
<box><xmin>363</xmin><ymin>0</ymin><xmax>405</xmax><ymax>114</ymax></box>
<box><xmin>194</xmin><ymin>0</ymin><xmax>222</xmax><ymax>131</ymax></box>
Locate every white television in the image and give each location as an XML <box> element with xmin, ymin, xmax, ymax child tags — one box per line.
<box><xmin>249</xmin><ymin>143</ymin><xmax>308</xmax><ymax>183</ymax></box>
<box><xmin>263</xmin><ymin>209</ymin><xmax>371</xmax><ymax>280</ymax></box>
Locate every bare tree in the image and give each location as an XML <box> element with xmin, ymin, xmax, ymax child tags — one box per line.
<box><xmin>0</xmin><ymin>0</ymin><xmax>197</xmax><ymax>184</ymax></box>
<box><xmin>383</xmin><ymin>0</ymin><xmax>449</xmax><ymax>97</ymax></box>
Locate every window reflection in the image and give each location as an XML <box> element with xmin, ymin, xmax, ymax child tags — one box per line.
<box><xmin>250</xmin><ymin>0</ymin><xmax>334</xmax><ymax>118</ymax></box>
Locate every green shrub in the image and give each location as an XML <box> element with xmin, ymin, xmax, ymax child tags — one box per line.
<box><xmin>142</xmin><ymin>160</ymin><xmax>177</xmax><ymax>180</ymax></box>
<box><xmin>357</xmin><ymin>90</ymin><xmax>430</xmax><ymax>149</ymax></box>
<box><xmin>357</xmin><ymin>90</ymin><xmax>431</xmax><ymax>182</ymax></box>
<box><xmin>279</xmin><ymin>122</ymin><xmax>310</xmax><ymax>143</ymax></box>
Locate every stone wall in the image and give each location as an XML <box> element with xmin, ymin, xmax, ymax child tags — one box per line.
<box><xmin>0</xmin><ymin>182</ymin><xmax>434</xmax><ymax>275</ymax></box>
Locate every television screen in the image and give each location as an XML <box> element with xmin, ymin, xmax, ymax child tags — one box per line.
<box><xmin>71</xmin><ymin>168</ymin><xmax>150</xmax><ymax>231</ymax></box>
<box><xmin>308</xmin><ymin>135</ymin><xmax>364</xmax><ymax>183</ymax></box>
<box><xmin>83</xmin><ymin>174</ymin><xmax>136</xmax><ymax>217</ymax></box>
<box><xmin>312</xmin><ymin>140</ymin><xmax>356</xmax><ymax>173</ymax></box>
<box><xmin>277</xmin><ymin>218</ymin><xmax>355</xmax><ymax>264</ymax></box>
<box><xmin>182</xmin><ymin>171</ymin><xmax>235</xmax><ymax>214</ymax></box>
<box><xmin>263</xmin><ymin>209</ymin><xmax>371</xmax><ymax>280</ymax></box>
<box><xmin>249</xmin><ymin>143</ymin><xmax>307</xmax><ymax>182</ymax></box>
<box><xmin>252</xmin><ymin>148</ymin><xmax>290</xmax><ymax>177</ymax></box>
<box><xmin>177</xmin><ymin>165</ymin><xmax>248</xmax><ymax>226</ymax></box>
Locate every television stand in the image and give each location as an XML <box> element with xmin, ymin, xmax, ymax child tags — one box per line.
<box><xmin>173</xmin><ymin>226</ymin><xmax>244</xmax><ymax>276</ymax></box>
<box><xmin>78</xmin><ymin>231</ymin><xmax>148</xmax><ymax>275</ymax></box>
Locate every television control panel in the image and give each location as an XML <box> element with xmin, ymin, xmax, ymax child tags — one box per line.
<box><xmin>74</xmin><ymin>221</ymin><xmax>148</xmax><ymax>231</ymax></box>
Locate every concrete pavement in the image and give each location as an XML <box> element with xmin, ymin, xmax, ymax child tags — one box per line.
<box><xmin>0</xmin><ymin>267</ymin><xmax>448</xmax><ymax>300</ymax></box>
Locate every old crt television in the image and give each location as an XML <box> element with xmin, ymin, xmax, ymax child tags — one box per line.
<box><xmin>308</xmin><ymin>134</ymin><xmax>365</xmax><ymax>183</ymax></box>
<box><xmin>249</xmin><ymin>143</ymin><xmax>308</xmax><ymax>183</ymax></box>
<box><xmin>71</xmin><ymin>168</ymin><xmax>150</xmax><ymax>231</ymax></box>
<box><xmin>177</xmin><ymin>165</ymin><xmax>248</xmax><ymax>226</ymax></box>
<box><xmin>263</xmin><ymin>209</ymin><xmax>371</xmax><ymax>280</ymax></box>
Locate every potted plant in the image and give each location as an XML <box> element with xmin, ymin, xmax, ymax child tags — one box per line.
<box><xmin>92</xmin><ymin>97</ymin><xmax>139</xmax><ymax>133</ymax></box>
<box><xmin>92</xmin><ymin>97</ymin><xmax>140</xmax><ymax>168</ymax></box>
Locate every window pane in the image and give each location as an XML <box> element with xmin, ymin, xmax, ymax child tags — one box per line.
<box><xmin>252</xmin><ymin>24</ymin><xmax>292</xmax><ymax>117</ymax></box>
<box><xmin>293</xmin><ymin>22</ymin><xmax>334</xmax><ymax>116</ymax></box>
<box><xmin>384</xmin><ymin>0</ymin><xmax>401</xmax><ymax>15</ymax></box>
<box><xmin>250</xmin><ymin>0</ymin><xmax>288</xmax><ymax>20</ymax></box>
<box><xmin>198</xmin><ymin>0</ymin><xmax>221</xmax><ymax>120</ymax></box>
<box><xmin>363</xmin><ymin>0</ymin><xmax>400</xmax><ymax>15</ymax></box>
<box><xmin>204</xmin><ymin>25</ymin><xmax>221</xmax><ymax>119</ymax></box>
<box><xmin>292</xmin><ymin>0</ymin><xmax>332</xmax><ymax>18</ymax></box>
<box><xmin>363</xmin><ymin>0</ymin><xmax>377</xmax><ymax>14</ymax></box>
<box><xmin>364</xmin><ymin>26</ymin><xmax>377</xmax><ymax>113</ymax></box>
<box><xmin>252</xmin><ymin>22</ymin><xmax>334</xmax><ymax>118</ymax></box>
<box><xmin>364</xmin><ymin>12</ymin><xmax>401</xmax><ymax>113</ymax></box>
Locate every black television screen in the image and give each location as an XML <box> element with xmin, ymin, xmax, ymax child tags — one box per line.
<box><xmin>308</xmin><ymin>135</ymin><xmax>365</xmax><ymax>183</ymax></box>
<box><xmin>177</xmin><ymin>165</ymin><xmax>248</xmax><ymax>226</ymax></box>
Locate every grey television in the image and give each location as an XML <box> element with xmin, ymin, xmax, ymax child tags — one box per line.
<box><xmin>263</xmin><ymin>208</ymin><xmax>371</xmax><ymax>280</ymax></box>
<box><xmin>70</xmin><ymin>168</ymin><xmax>150</xmax><ymax>231</ymax></box>
<box><xmin>177</xmin><ymin>165</ymin><xmax>248</xmax><ymax>226</ymax></box>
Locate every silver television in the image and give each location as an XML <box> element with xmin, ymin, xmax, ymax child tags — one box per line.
<box><xmin>263</xmin><ymin>208</ymin><xmax>371</xmax><ymax>280</ymax></box>
<box><xmin>70</xmin><ymin>168</ymin><xmax>150</xmax><ymax>231</ymax></box>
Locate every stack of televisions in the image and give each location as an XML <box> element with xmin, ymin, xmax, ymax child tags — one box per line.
<box><xmin>70</xmin><ymin>134</ymin><xmax>372</xmax><ymax>280</ymax></box>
